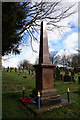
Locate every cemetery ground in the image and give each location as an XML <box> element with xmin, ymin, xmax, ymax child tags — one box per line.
<box><xmin>2</xmin><ymin>70</ymin><xmax>80</xmax><ymax>119</ymax></box>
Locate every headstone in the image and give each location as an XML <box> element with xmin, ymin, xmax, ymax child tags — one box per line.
<box><xmin>65</xmin><ymin>68</ymin><xmax>69</xmax><ymax>75</ymax></box>
<box><xmin>60</xmin><ymin>74</ymin><xmax>63</xmax><ymax>80</ymax></box>
<box><xmin>18</xmin><ymin>67</ymin><xmax>20</xmax><ymax>73</ymax></box>
<box><xmin>55</xmin><ymin>67</ymin><xmax>60</xmax><ymax>81</ymax></box>
<box><xmin>7</xmin><ymin>66</ymin><xmax>9</xmax><ymax>72</ymax></box>
<box><xmin>71</xmin><ymin>70</ymin><xmax>74</xmax><ymax>76</ymax></box>
<box><xmin>71</xmin><ymin>70</ymin><xmax>75</xmax><ymax>83</ymax></box>
<box><xmin>64</xmin><ymin>68</ymin><xmax>71</xmax><ymax>82</ymax></box>
<box><xmin>34</xmin><ymin>21</ymin><xmax>61</xmax><ymax>104</ymax></box>
<box><xmin>15</xmin><ymin>67</ymin><xmax>17</xmax><ymax>72</ymax></box>
<box><xmin>10</xmin><ymin>67</ymin><xmax>13</xmax><ymax>72</ymax></box>
<box><xmin>64</xmin><ymin>75</ymin><xmax>71</xmax><ymax>82</ymax></box>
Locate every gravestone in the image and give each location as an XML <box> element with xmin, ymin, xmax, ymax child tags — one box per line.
<box><xmin>64</xmin><ymin>68</ymin><xmax>71</xmax><ymax>82</ymax></box>
<box><xmin>71</xmin><ymin>70</ymin><xmax>75</xmax><ymax>83</ymax></box>
<box><xmin>34</xmin><ymin>21</ymin><xmax>61</xmax><ymax>104</ymax></box>
<box><xmin>55</xmin><ymin>66</ymin><xmax>60</xmax><ymax>81</ymax></box>
<box><xmin>71</xmin><ymin>70</ymin><xmax>74</xmax><ymax>76</ymax></box>
<box><xmin>7</xmin><ymin>66</ymin><xmax>9</xmax><ymax>72</ymax></box>
<box><xmin>18</xmin><ymin>67</ymin><xmax>20</xmax><ymax>73</ymax></box>
<box><xmin>15</xmin><ymin>67</ymin><xmax>17</xmax><ymax>72</ymax></box>
<box><xmin>65</xmin><ymin>68</ymin><xmax>69</xmax><ymax>75</ymax></box>
<box><xmin>60</xmin><ymin>74</ymin><xmax>63</xmax><ymax>80</ymax></box>
<box><xmin>64</xmin><ymin>75</ymin><xmax>71</xmax><ymax>82</ymax></box>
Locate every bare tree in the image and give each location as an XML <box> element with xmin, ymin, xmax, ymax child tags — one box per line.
<box><xmin>49</xmin><ymin>51</ymin><xmax>58</xmax><ymax>64</ymax></box>
<box><xmin>71</xmin><ymin>54</ymin><xmax>78</xmax><ymax>68</ymax></box>
<box><xmin>65</xmin><ymin>55</ymin><xmax>72</xmax><ymax>68</ymax></box>
<box><xmin>17</xmin><ymin>1</ymin><xmax>76</xmax><ymax>50</ymax></box>
<box><xmin>55</xmin><ymin>53</ymin><xmax>78</xmax><ymax>68</ymax></box>
<box><xmin>18</xmin><ymin>60</ymin><xmax>29</xmax><ymax>70</ymax></box>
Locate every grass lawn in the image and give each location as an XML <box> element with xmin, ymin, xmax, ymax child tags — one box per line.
<box><xmin>2</xmin><ymin>71</ymin><xmax>35</xmax><ymax>93</ymax></box>
<box><xmin>2</xmin><ymin>71</ymin><xmax>80</xmax><ymax>119</ymax></box>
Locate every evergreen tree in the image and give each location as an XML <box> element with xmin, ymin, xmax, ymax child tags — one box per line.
<box><xmin>2</xmin><ymin>2</ymin><xmax>27</xmax><ymax>56</ymax></box>
<box><xmin>2</xmin><ymin>2</ymin><xmax>76</xmax><ymax>56</ymax></box>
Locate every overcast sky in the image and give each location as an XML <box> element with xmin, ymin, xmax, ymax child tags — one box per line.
<box><xmin>2</xmin><ymin>1</ymin><xmax>79</xmax><ymax>68</ymax></box>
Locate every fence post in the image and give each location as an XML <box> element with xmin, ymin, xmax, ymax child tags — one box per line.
<box><xmin>23</xmin><ymin>86</ymin><xmax>25</xmax><ymax>98</ymax></box>
<box><xmin>67</xmin><ymin>88</ymin><xmax>70</xmax><ymax>102</ymax></box>
<box><xmin>38</xmin><ymin>91</ymin><xmax>40</xmax><ymax>110</ymax></box>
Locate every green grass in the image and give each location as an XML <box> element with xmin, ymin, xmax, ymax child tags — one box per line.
<box><xmin>2</xmin><ymin>71</ymin><xmax>35</xmax><ymax>93</ymax></box>
<box><xmin>2</xmin><ymin>92</ymin><xmax>31</xmax><ymax>119</ymax></box>
<box><xmin>2</xmin><ymin>71</ymin><xmax>80</xmax><ymax>119</ymax></box>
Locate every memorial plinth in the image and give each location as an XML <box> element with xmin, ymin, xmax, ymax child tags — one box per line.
<box><xmin>34</xmin><ymin>21</ymin><xmax>61</xmax><ymax>104</ymax></box>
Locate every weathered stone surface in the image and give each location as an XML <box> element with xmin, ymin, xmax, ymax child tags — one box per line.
<box><xmin>34</xmin><ymin>21</ymin><xmax>56</xmax><ymax>91</ymax></box>
<box><xmin>40</xmin><ymin>96</ymin><xmax>61</xmax><ymax>105</ymax></box>
<box><xmin>34</xmin><ymin>21</ymin><xmax>61</xmax><ymax>104</ymax></box>
<box><xmin>65</xmin><ymin>68</ymin><xmax>69</xmax><ymax>75</ymax></box>
<box><xmin>39</xmin><ymin>21</ymin><xmax>50</xmax><ymax>64</ymax></box>
<box><xmin>19</xmin><ymin>99</ymin><xmax>73</xmax><ymax>116</ymax></box>
<box><xmin>34</xmin><ymin>64</ymin><xmax>56</xmax><ymax>90</ymax></box>
<box><xmin>41</xmin><ymin>89</ymin><xmax>58</xmax><ymax>96</ymax></box>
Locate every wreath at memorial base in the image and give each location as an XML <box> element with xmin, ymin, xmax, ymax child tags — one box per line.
<box><xmin>20</xmin><ymin>97</ymin><xmax>33</xmax><ymax>104</ymax></box>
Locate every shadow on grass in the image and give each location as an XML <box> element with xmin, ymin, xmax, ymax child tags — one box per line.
<box><xmin>2</xmin><ymin>92</ymin><xmax>33</xmax><ymax>119</ymax></box>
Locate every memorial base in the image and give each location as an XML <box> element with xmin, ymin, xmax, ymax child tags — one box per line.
<box><xmin>30</xmin><ymin>88</ymin><xmax>61</xmax><ymax>105</ymax></box>
<box><xmin>41</xmin><ymin>88</ymin><xmax>58</xmax><ymax>97</ymax></box>
<box><xmin>19</xmin><ymin>99</ymin><xmax>73</xmax><ymax>116</ymax></box>
<box><xmin>40</xmin><ymin>88</ymin><xmax>61</xmax><ymax>105</ymax></box>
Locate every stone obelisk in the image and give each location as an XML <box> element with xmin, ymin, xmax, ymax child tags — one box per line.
<box><xmin>34</xmin><ymin>21</ymin><xmax>61</xmax><ymax>104</ymax></box>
